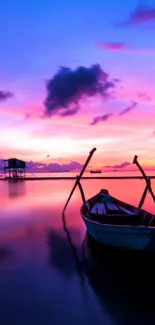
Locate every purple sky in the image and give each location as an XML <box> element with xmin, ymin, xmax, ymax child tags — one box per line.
<box><xmin>1</xmin><ymin>0</ymin><xmax>155</xmax><ymax>171</ymax></box>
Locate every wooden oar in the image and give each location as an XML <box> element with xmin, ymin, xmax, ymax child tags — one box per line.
<box><xmin>133</xmin><ymin>155</ymin><xmax>155</xmax><ymax>207</ymax></box>
<box><xmin>62</xmin><ymin>147</ymin><xmax>96</xmax><ymax>213</ymax></box>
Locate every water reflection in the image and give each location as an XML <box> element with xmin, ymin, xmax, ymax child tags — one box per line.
<box><xmin>7</xmin><ymin>180</ymin><xmax>26</xmax><ymax>198</ymax></box>
<box><xmin>0</xmin><ymin>247</ymin><xmax>12</xmax><ymax>263</ymax></box>
<box><xmin>60</xmin><ymin>214</ymin><xmax>99</xmax><ymax>324</ymax></box>
<box><xmin>48</xmin><ymin>214</ymin><xmax>84</xmax><ymax>280</ymax></box>
<box><xmin>48</xmin><ymin>228</ymin><xmax>79</xmax><ymax>277</ymax></box>
<box><xmin>62</xmin><ymin>214</ymin><xmax>84</xmax><ymax>275</ymax></box>
<box><xmin>0</xmin><ymin>178</ymin><xmax>155</xmax><ymax>325</ymax></box>
<box><xmin>82</xmin><ymin>234</ymin><xmax>155</xmax><ymax>325</ymax></box>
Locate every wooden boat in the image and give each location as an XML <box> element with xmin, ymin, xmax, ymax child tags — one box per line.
<box><xmin>90</xmin><ymin>170</ymin><xmax>102</xmax><ymax>174</ymax></box>
<box><xmin>81</xmin><ymin>189</ymin><xmax>155</xmax><ymax>251</ymax></box>
<box><xmin>63</xmin><ymin>148</ymin><xmax>155</xmax><ymax>251</ymax></box>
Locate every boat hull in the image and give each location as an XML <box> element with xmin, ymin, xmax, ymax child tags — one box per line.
<box><xmin>83</xmin><ymin>217</ymin><xmax>155</xmax><ymax>251</ymax></box>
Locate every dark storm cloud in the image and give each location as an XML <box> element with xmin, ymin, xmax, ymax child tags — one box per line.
<box><xmin>60</xmin><ymin>106</ymin><xmax>80</xmax><ymax>116</ymax></box>
<box><xmin>44</xmin><ymin>64</ymin><xmax>115</xmax><ymax>117</ymax></box>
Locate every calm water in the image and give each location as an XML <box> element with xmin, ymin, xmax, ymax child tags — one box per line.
<box><xmin>0</xmin><ymin>176</ymin><xmax>155</xmax><ymax>325</ymax></box>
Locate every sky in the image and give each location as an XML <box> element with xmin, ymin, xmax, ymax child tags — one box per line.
<box><xmin>1</xmin><ymin>0</ymin><xmax>155</xmax><ymax>171</ymax></box>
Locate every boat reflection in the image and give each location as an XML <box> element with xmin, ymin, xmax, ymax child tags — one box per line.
<box><xmin>82</xmin><ymin>233</ymin><xmax>155</xmax><ymax>325</ymax></box>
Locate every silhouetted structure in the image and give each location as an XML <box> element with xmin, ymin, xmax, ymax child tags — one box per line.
<box><xmin>4</xmin><ymin>158</ymin><xmax>26</xmax><ymax>179</ymax></box>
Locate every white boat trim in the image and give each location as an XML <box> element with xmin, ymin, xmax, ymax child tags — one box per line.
<box><xmin>82</xmin><ymin>213</ymin><xmax>155</xmax><ymax>231</ymax></box>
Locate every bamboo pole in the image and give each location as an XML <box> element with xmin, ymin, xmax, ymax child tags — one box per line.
<box><xmin>138</xmin><ymin>185</ymin><xmax>148</xmax><ymax>209</ymax></box>
<box><xmin>62</xmin><ymin>148</ymin><xmax>96</xmax><ymax>213</ymax></box>
<box><xmin>133</xmin><ymin>155</ymin><xmax>155</xmax><ymax>207</ymax></box>
<box><xmin>76</xmin><ymin>176</ymin><xmax>86</xmax><ymax>204</ymax></box>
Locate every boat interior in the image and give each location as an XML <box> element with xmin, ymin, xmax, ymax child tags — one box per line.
<box><xmin>81</xmin><ymin>189</ymin><xmax>155</xmax><ymax>227</ymax></box>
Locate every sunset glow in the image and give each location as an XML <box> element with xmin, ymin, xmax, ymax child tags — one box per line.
<box><xmin>1</xmin><ymin>0</ymin><xmax>155</xmax><ymax>170</ymax></box>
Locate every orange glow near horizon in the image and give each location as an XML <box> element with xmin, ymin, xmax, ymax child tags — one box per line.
<box><xmin>1</xmin><ymin>79</ymin><xmax>155</xmax><ymax>169</ymax></box>
<box><xmin>1</xmin><ymin>106</ymin><xmax>155</xmax><ymax>168</ymax></box>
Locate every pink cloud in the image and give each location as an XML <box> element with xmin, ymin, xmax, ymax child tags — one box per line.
<box><xmin>0</xmin><ymin>90</ymin><xmax>13</xmax><ymax>101</ymax></box>
<box><xmin>103</xmin><ymin>161</ymin><xmax>132</xmax><ymax>170</ymax></box>
<box><xmin>100</xmin><ymin>42</ymin><xmax>155</xmax><ymax>55</ymax></box>
<box><xmin>0</xmin><ymin>158</ymin><xmax>83</xmax><ymax>172</ymax></box>
<box><xmin>25</xmin><ymin>160</ymin><xmax>83</xmax><ymax>172</ymax></box>
<box><xmin>90</xmin><ymin>113</ymin><xmax>113</xmax><ymax>125</ymax></box>
<box><xmin>113</xmin><ymin>74</ymin><xmax>155</xmax><ymax>106</ymax></box>
<box><xmin>116</xmin><ymin>3</ymin><xmax>155</xmax><ymax>27</ymax></box>
<box><xmin>127</xmin><ymin>5</ymin><xmax>155</xmax><ymax>24</ymax></box>
<box><xmin>119</xmin><ymin>101</ymin><xmax>137</xmax><ymax>116</ymax></box>
<box><xmin>100</xmin><ymin>42</ymin><xmax>126</xmax><ymax>51</ymax></box>
<box><xmin>90</xmin><ymin>102</ymin><xmax>137</xmax><ymax>125</ymax></box>
<box><xmin>138</xmin><ymin>93</ymin><xmax>151</xmax><ymax>102</ymax></box>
